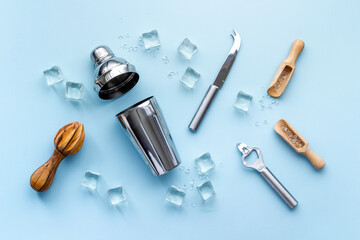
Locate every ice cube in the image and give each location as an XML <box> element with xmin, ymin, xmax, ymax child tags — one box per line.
<box><xmin>197</xmin><ymin>180</ymin><xmax>216</xmax><ymax>201</ymax></box>
<box><xmin>43</xmin><ymin>66</ymin><xmax>63</xmax><ymax>86</ymax></box>
<box><xmin>107</xmin><ymin>186</ymin><xmax>127</xmax><ymax>205</ymax></box>
<box><xmin>166</xmin><ymin>185</ymin><xmax>186</xmax><ymax>206</ymax></box>
<box><xmin>195</xmin><ymin>153</ymin><xmax>215</xmax><ymax>174</ymax></box>
<box><xmin>81</xmin><ymin>171</ymin><xmax>100</xmax><ymax>190</ymax></box>
<box><xmin>233</xmin><ymin>91</ymin><xmax>253</xmax><ymax>112</ymax></box>
<box><xmin>65</xmin><ymin>82</ymin><xmax>83</xmax><ymax>99</ymax></box>
<box><xmin>142</xmin><ymin>30</ymin><xmax>160</xmax><ymax>49</ymax></box>
<box><xmin>162</xmin><ymin>56</ymin><xmax>170</xmax><ymax>64</ymax></box>
<box><xmin>180</xmin><ymin>67</ymin><xmax>200</xmax><ymax>88</ymax></box>
<box><xmin>177</xmin><ymin>38</ymin><xmax>198</xmax><ymax>60</ymax></box>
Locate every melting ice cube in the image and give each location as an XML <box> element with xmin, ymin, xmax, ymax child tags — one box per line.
<box><xmin>195</xmin><ymin>152</ymin><xmax>215</xmax><ymax>174</ymax></box>
<box><xmin>65</xmin><ymin>82</ymin><xmax>83</xmax><ymax>99</ymax></box>
<box><xmin>107</xmin><ymin>186</ymin><xmax>127</xmax><ymax>205</ymax></box>
<box><xmin>180</xmin><ymin>67</ymin><xmax>200</xmax><ymax>88</ymax></box>
<box><xmin>142</xmin><ymin>30</ymin><xmax>161</xmax><ymax>49</ymax></box>
<box><xmin>166</xmin><ymin>185</ymin><xmax>185</xmax><ymax>206</ymax></box>
<box><xmin>43</xmin><ymin>66</ymin><xmax>63</xmax><ymax>86</ymax></box>
<box><xmin>177</xmin><ymin>38</ymin><xmax>198</xmax><ymax>60</ymax></box>
<box><xmin>234</xmin><ymin>91</ymin><xmax>253</xmax><ymax>112</ymax></box>
<box><xmin>81</xmin><ymin>171</ymin><xmax>100</xmax><ymax>190</ymax></box>
<box><xmin>197</xmin><ymin>180</ymin><xmax>216</xmax><ymax>201</ymax></box>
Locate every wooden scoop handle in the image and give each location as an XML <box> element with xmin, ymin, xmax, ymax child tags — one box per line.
<box><xmin>303</xmin><ymin>147</ymin><xmax>325</xmax><ymax>170</ymax></box>
<box><xmin>285</xmin><ymin>39</ymin><xmax>304</xmax><ymax>65</ymax></box>
<box><xmin>30</xmin><ymin>149</ymin><xmax>66</xmax><ymax>192</ymax></box>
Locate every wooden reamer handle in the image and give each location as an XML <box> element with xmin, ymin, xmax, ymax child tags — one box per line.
<box><xmin>30</xmin><ymin>149</ymin><xmax>66</xmax><ymax>192</ymax></box>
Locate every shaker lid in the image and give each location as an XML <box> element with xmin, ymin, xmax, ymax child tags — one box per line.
<box><xmin>91</xmin><ymin>45</ymin><xmax>139</xmax><ymax>100</ymax></box>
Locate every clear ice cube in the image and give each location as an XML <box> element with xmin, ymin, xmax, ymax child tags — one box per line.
<box><xmin>166</xmin><ymin>185</ymin><xmax>186</xmax><ymax>206</ymax></box>
<box><xmin>197</xmin><ymin>180</ymin><xmax>216</xmax><ymax>201</ymax></box>
<box><xmin>177</xmin><ymin>38</ymin><xmax>198</xmax><ymax>60</ymax></box>
<box><xmin>142</xmin><ymin>30</ymin><xmax>161</xmax><ymax>49</ymax></box>
<box><xmin>180</xmin><ymin>67</ymin><xmax>200</xmax><ymax>88</ymax></box>
<box><xmin>43</xmin><ymin>66</ymin><xmax>63</xmax><ymax>86</ymax></box>
<box><xmin>195</xmin><ymin>152</ymin><xmax>215</xmax><ymax>174</ymax></box>
<box><xmin>107</xmin><ymin>186</ymin><xmax>127</xmax><ymax>205</ymax></box>
<box><xmin>81</xmin><ymin>171</ymin><xmax>100</xmax><ymax>190</ymax></box>
<box><xmin>65</xmin><ymin>82</ymin><xmax>83</xmax><ymax>99</ymax></box>
<box><xmin>234</xmin><ymin>91</ymin><xmax>253</xmax><ymax>112</ymax></box>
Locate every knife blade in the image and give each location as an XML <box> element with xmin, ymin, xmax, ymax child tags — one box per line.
<box><xmin>189</xmin><ymin>30</ymin><xmax>241</xmax><ymax>132</ymax></box>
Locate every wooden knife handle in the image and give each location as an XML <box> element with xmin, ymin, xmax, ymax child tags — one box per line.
<box><xmin>30</xmin><ymin>149</ymin><xmax>66</xmax><ymax>192</ymax></box>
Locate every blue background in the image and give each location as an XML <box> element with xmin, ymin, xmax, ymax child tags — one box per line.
<box><xmin>0</xmin><ymin>0</ymin><xmax>359</xmax><ymax>239</ymax></box>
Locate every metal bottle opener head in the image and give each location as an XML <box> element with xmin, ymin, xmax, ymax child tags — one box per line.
<box><xmin>237</xmin><ymin>143</ymin><xmax>298</xmax><ymax>208</ymax></box>
<box><xmin>90</xmin><ymin>45</ymin><xmax>139</xmax><ymax>99</ymax></box>
<box><xmin>237</xmin><ymin>143</ymin><xmax>266</xmax><ymax>172</ymax></box>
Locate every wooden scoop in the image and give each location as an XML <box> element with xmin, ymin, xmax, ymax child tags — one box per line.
<box><xmin>267</xmin><ymin>40</ymin><xmax>304</xmax><ymax>97</ymax></box>
<box><xmin>30</xmin><ymin>122</ymin><xmax>85</xmax><ymax>192</ymax></box>
<box><xmin>274</xmin><ymin>119</ymin><xmax>325</xmax><ymax>170</ymax></box>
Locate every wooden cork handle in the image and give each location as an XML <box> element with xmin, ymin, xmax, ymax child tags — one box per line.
<box><xmin>30</xmin><ymin>149</ymin><xmax>66</xmax><ymax>192</ymax></box>
<box><xmin>284</xmin><ymin>39</ymin><xmax>305</xmax><ymax>66</ymax></box>
<box><xmin>303</xmin><ymin>147</ymin><xmax>326</xmax><ymax>170</ymax></box>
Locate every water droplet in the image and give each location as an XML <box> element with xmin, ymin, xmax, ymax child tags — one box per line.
<box><xmin>162</xmin><ymin>56</ymin><xmax>170</xmax><ymax>64</ymax></box>
<box><xmin>119</xmin><ymin>18</ymin><xmax>123</xmax><ymax>22</ymax></box>
<box><xmin>219</xmin><ymin>162</ymin><xmax>224</xmax><ymax>167</ymax></box>
<box><xmin>263</xmin><ymin>120</ymin><xmax>268</xmax><ymax>125</ymax></box>
<box><xmin>255</xmin><ymin>122</ymin><xmax>260</xmax><ymax>127</ymax></box>
<box><xmin>192</xmin><ymin>202</ymin><xmax>198</xmax><ymax>208</ymax></box>
<box><xmin>180</xmin><ymin>166</ymin><xmax>184</xmax><ymax>171</ymax></box>
<box><xmin>118</xmin><ymin>35</ymin><xmax>124</xmax><ymax>39</ymax></box>
<box><xmin>185</xmin><ymin>169</ymin><xmax>191</xmax><ymax>174</ymax></box>
<box><xmin>125</xmin><ymin>34</ymin><xmax>129</xmax><ymax>38</ymax></box>
<box><xmin>168</xmin><ymin>72</ymin><xmax>175</xmax><ymax>79</ymax></box>
<box><xmin>190</xmin><ymin>186</ymin><xmax>194</xmax><ymax>190</ymax></box>
<box><xmin>183</xmin><ymin>184</ymin><xmax>187</xmax><ymax>190</ymax></box>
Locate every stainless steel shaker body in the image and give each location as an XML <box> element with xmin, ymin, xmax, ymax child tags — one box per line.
<box><xmin>116</xmin><ymin>97</ymin><xmax>181</xmax><ymax>176</ymax></box>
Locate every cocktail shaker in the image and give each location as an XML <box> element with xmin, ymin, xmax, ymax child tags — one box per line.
<box><xmin>116</xmin><ymin>97</ymin><xmax>181</xmax><ymax>176</ymax></box>
<box><xmin>90</xmin><ymin>45</ymin><xmax>139</xmax><ymax>99</ymax></box>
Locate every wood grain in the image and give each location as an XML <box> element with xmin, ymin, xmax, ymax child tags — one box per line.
<box><xmin>30</xmin><ymin>122</ymin><xmax>85</xmax><ymax>192</ymax></box>
<box><xmin>274</xmin><ymin>119</ymin><xmax>325</xmax><ymax>170</ymax></box>
<box><xmin>267</xmin><ymin>40</ymin><xmax>304</xmax><ymax>97</ymax></box>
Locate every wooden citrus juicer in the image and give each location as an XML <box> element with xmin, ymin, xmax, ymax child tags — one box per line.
<box><xmin>267</xmin><ymin>39</ymin><xmax>305</xmax><ymax>97</ymax></box>
<box><xmin>30</xmin><ymin>122</ymin><xmax>85</xmax><ymax>192</ymax></box>
<box><xmin>274</xmin><ymin>119</ymin><xmax>325</xmax><ymax>170</ymax></box>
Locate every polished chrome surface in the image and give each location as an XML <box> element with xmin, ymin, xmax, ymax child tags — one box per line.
<box><xmin>189</xmin><ymin>85</ymin><xmax>219</xmax><ymax>132</ymax></box>
<box><xmin>213</xmin><ymin>29</ymin><xmax>241</xmax><ymax>88</ymax></box>
<box><xmin>189</xmin><ymin>30</ymin><xmax>241</xmax><ymax>132</ymax></box>
<box><xmin>117</xmin><ymin>97</ymin><xmax>181</xmax><ymax>176</ymax></box>
<box><xmin>237</xmin><ymin>143</ymin><xmax>298</xmax><ymax>208</ymax></box>
<box><xmin>91</xmin><ymin>45</ymin><xmax>139</xmax><ymax>99</ymax></box>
